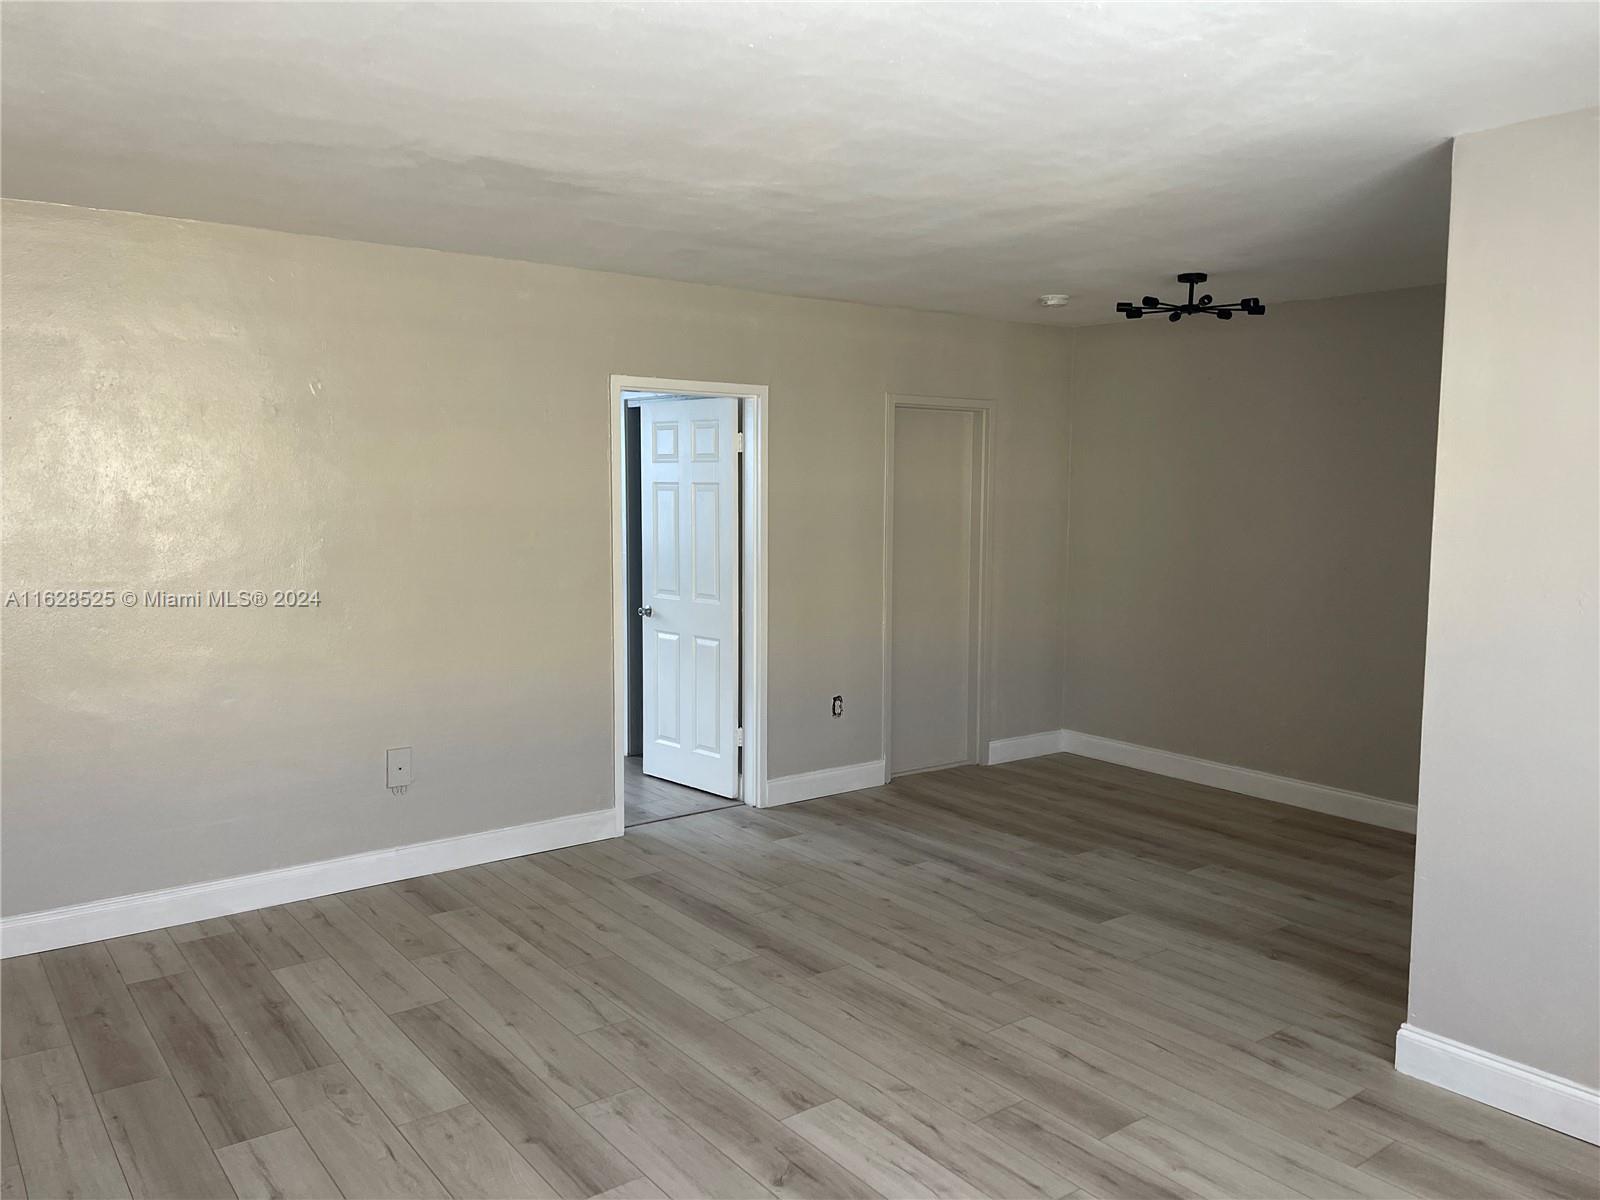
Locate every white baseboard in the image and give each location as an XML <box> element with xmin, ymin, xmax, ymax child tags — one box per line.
<box><xmin>1396</xmin><ymin>1023</ymin><xmax>1600</xmax><ymax>1144</ymax></box>
<box><xmin>0</xmin><ymin>808</ymin><xmax>617</xmax><ymax>958</ymax></box>
<box><xmin>986</xmin><ymin>730</ymin><xmax>1069</xmax><ymax>765</ymax></box>
<box><xmin>984</xmin><ymin>728</ymin><xmax>1416</xmax><ymax>832</ymax></box>
<box><xmin>764</xmin><ymin>759</ymin><xmax>886</xmax><ymax>808</ymax></box>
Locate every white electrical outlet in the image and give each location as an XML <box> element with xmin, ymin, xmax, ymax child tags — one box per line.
<box><xmin>386</xmin><ymin>746</ymin><xmax>412</xmax><ymax>792</ymax></box>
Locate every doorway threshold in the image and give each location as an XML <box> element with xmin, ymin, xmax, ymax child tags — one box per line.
<box><xmin>623</xmin><ymin>756</ymin><xmax>741</xmax><ymax>828</ymax></box>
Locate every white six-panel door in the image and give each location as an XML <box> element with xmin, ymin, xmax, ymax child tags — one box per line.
<box><xmin>640</xmin><ymin>396</ymin><xmax>741</xmax><ymax>798</ymax></box>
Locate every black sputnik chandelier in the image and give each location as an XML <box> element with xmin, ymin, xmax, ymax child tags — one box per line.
<box><xmin>1115</xmin><ymin>272</ymin><xmax>1266</xmax><ymax>322</ymax></box>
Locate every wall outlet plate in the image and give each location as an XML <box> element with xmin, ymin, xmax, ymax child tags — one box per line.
<box><xmin>386</xmin><ymin>746</ymin><xmax>412</xmax><ymax>789</ymax></box>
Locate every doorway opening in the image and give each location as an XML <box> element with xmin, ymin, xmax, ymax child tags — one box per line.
<box><xmin>881</xmin><ymin>394</ymin><xmax>993</xmax><ymax>778</ymax></box>
<box><xmin>610</xmin><ymin>376</ymin><xmax>768</xmax><ymax>829</ymax></box>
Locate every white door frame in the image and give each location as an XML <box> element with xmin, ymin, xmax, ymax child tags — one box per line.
<box><xmin>880</xmin><ymin>393</ymin><xmax>996</xmax><ymax>781</ymax></box>
<box><xmin>610</xmin><ymin>375</ymin><xmax>770</xmax><ymax>831</ymax></box>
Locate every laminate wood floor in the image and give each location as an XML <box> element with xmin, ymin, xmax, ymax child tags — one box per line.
<box><xmin>624</xmin><ymin>757</ymin><xmax>740</xmax><ymax>827</ymax></box>
<box><xmin>5</xmin><ymin>752</ymin><xmax>1596</xmax><ymax>1199</ymax></box>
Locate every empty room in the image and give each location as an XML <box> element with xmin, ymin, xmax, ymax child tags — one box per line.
<box><xmin>2</xmin><ymin>3</ymin><xmax>1597</xmax><ymax>1198</ymax></box>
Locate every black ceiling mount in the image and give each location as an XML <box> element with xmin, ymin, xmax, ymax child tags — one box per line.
<box><xmin>1116</xmin><ymin>272</ymin><xmax>1266</xmax><ymax>322</ymax></box>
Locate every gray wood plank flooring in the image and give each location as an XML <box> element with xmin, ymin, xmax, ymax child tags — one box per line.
<box><xmin>624</xmin><ymin>757</ymin><xmax>740</xmax><ymax>827</ymax></box>
<box><xmin>4</xmin><ymin>752</ymin><xmax>1595</xmax><ymax>1198</ymax></box>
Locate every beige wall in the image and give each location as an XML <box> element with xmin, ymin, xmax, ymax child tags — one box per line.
<box><xmin>1</xmin><ymin>195</ymin><xmax>1460</xmax><ymax>922</ymax></box>
<box><xmin>1</xmin><ymin>199</ymin><xmax>1071</xmax><ymax>915</ymax></box>
<box><xmin>1062</xmin><ymin>287</ymin><xmax>1444</xmax><ymax>803</ymax></box>
<box><xmin>1407</xmin><ymin>109</ymin><xmax>1599</xmax><ymax>1086</ymax></box>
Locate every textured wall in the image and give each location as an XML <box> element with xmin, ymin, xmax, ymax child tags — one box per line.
<box><xmin>1</xmin><ymin>200</ymin><xmax>1071</xmax><ymax>915</ymax></box>
<box><xmin>2</xmin><ymin>196</ymin><xmax>1457</xmax><ymax>924</ymax></box>
<box><xmin>1063</xmin><ymin>286</ymin><xmax>1444</xmax><ymax>804</ymax></box>
<box><xmin>1407</xmin><ymin>109</ymin><xmax>1599</xmax><ymax>1086</ymax></box>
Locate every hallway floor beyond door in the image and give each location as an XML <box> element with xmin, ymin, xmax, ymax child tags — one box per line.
<box><xmin>623</xmin><ymin>755</ymin><xmax>740</xmax><ymax>826</ymax></box>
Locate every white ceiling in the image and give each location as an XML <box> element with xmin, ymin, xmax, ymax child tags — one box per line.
<box><xmin>3</xmin><ymin>3</ymin><xmax>1595</xmax><ymax>325</ymax></box>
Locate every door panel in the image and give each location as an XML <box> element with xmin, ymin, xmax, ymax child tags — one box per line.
<box><xmin>652</xmin><ymin>483</ymin><xmax>680</xmax><ymax>597</ymax></box>
<box><xmin>641</xmin><ymin>396</ymin><xmax>740</xmax><ymax>798</ymax></box>
<box><xmin>654</xmin><ymin>629</ymin><xmax>681</xmax><ymax>746</ymax></box>
<box><xmin>891</xmin><ymin>406</ymin><xmax>978</xmax><ymax>775</ymax></box>
<box><xmin>694</xmin><ymin>636</ymin><xmax>721</xmax><ymax>753</ymax></box>
<box><xmin>692</xmin><ymin>484</ymin><xmax>721</xmax><ymax>600</ymax></box>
